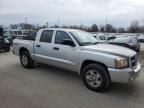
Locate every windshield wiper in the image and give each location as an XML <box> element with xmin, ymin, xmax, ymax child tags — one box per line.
<box><xmin>80</xmin><ymin>42</ymin><xmax>93</xmax><ymax>46</ymax></box>
<box><xmin>93</xmin><ymin>42</ymin><xmax>99</xmax><ymax>44</ymax></box>
<box><xmin>80</xmin><ymin>42</ymin><xmax>100</xmax><ymax>46</ymax></box>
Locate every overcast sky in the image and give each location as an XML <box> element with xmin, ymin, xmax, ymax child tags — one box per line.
<box><xmin>0</xmin><ymin>0</ymin><xmax>144</xmax><ymax>27</ymax></box>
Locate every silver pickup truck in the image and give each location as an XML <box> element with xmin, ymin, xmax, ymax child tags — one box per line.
<box><xmin>13</xmin><ymin>28</ymin><xmax>141</xmax><ymax>92</ymax></box>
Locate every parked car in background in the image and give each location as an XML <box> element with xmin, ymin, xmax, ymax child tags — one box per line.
<box><xmin>3</xmin><ymin>30</ymin><xmax>15</xmax><ymax>45</ymax></box>
<box><xmin>107</xmin><ymin>35</ymin><xmax>116</xmax><ymax>40</ymax></box>
<box><xmin>92</xmin><ymin>33</ymin><xmax>107</xmax><ymax>43</ymax></box>
<box><xmin>131</xmin><ymin>34</ymin><xmax>139</xmax><ymax>39</ymax></box>
<box><xmin>13</xmin><ymin>28</ymin><xmax>141</xmax><ymax>92</ymax></box>
<box><xmin>138</xmin><ymin>35</ymin><xmax>144</xmax><ymax>42</ymax></box>
<box><xmin>108</xmin><ymin>37</ymin><xmax>140</xmax><ymax>52</ymax></box>
<box><xmin>0</xmin><ymin>28</ymin><xmax>10</xmax><ymax>52</ymax></box>
<box><xmin>3</xmin><ymin>29</ymin><xmax>37</xmax><ymax>45</ymax></box>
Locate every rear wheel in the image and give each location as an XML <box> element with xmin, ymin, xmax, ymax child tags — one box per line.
<box><xmin>20</xmin><ymin>51</ymin><xmax>34</xmax><ymax>68</ymax></box>
<box><xmin>82</xmin><ymin>63</ymin><xmax>111</xmax><ymax>92</ymax></box>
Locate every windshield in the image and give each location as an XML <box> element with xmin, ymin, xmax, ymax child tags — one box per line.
<box><xmin>113</xmin><ymin>38</ymin><xmax>131</xmax><ymax>43</ymax></box>
<box><xmin>70</xmin><ymin>31</ymin><xmax>98</xmax><ymax>46</ymax></box>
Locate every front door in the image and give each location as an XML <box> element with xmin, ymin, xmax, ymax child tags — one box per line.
<box><xmin>52</xmin><ymin>31</ymin><xmax>80</xmax><ymax>71</ymax></box>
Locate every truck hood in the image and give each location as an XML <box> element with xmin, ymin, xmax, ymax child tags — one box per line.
<box><xmin>81</xmin><ymin>44</ymin><xmax>136</xmax><ymax>57</ymax></box>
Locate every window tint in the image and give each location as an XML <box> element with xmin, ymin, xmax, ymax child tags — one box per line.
<box><xmin>55</xmin><ymin>31</ymin><xmax>71</xmax><ymax>44</ymax></box>
<box><xmin>40</xmin><ymin>30</ymin><xmax>53</xmax><ymax>43</ymax></box>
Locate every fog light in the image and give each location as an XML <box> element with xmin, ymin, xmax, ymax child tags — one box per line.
<box><xmin>129</xmin><ymin>77</ymin><xmax>134</xmax><ymax>81</ymax></box>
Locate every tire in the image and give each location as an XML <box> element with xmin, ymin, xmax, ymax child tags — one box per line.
<box><xmin>82</xmin><ymin>63</ymin><xmax>111</xmax><ymax>92</ymax></box>
<box><xmin>20</xmin><ymin>51</ymin><xmax>34</xmax><ymax>68</ymax></box>
<box><xmin>136</xmin><ymin>47</ymin><xmax>140</xmax><ymax>52</ymax></box>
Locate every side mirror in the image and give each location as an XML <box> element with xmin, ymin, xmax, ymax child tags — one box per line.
<box><xmin>62</xmin><ymin>39</ymin><xmax>75</xmax><ymax>47</ymax></box>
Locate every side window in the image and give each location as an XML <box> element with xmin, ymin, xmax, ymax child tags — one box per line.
<box><xmin>40</xmin><ymin>30</ymin><xmax>53</xmax><ymax>43</ymax></box>
<box><xmin>55</xmin><ymin>31</ymin><xmax>72</xmax><ymax>44</ymax></box>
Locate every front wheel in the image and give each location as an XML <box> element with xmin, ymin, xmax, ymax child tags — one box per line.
<box><xmin>82</xmin><ymin>64</ymin><xmax>111</xmax><ymax>92</ymax></box>
<box><xmin>20</xmin><ymin>51</ymin><xmax>34</xmax><ymax>68</ymax></box>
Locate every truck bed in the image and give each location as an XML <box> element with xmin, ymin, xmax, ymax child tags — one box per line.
<box><xmin>13</xmin><ymin>39</ymin><xmax>35</xmax><ymax>57</ymax></box>
<box><xmin>15</xmin><ymin>35</ymin><xmax>36</xmax><ymax>41</ymax></box>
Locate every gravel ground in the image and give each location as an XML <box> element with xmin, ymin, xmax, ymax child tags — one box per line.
<box><xmin>0</xmin><ymin>44</ymin><xmax>144</xmax><ymax>108</ymax></box>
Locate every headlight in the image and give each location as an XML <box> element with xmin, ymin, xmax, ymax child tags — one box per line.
<box><xmin>115</xmin><ymin>58</ymin><xmax>128</xmax><ymax>68</ymax></box>
<box><xmin>4</xmin><ymin>39</ymin><xmax>10</xmax><ymax>43</ymax></box>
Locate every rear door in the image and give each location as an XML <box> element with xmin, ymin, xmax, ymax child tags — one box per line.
<box><xmin>34</xmin><ymin>30</ymin><xmax>54</xmax><ymax>64</ymax></box>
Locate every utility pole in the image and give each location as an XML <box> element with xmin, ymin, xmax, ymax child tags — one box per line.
<box><xmin>58</xmin><ymin>17</ymin><xmax>60</xmax><ymax>27</ymax></box>
<box><xmin>1</xmin><ymin>21</ymin><xmax>3</xmax><ymax>28</ymax></box>
<box><xmin>46</xmin><ymin>22</ymin><xmax>49</xmax><ymax>28</ymax></box>
<box><xmin>105</xmin><ymin>17</ymin><xmax>107</xmax><ymax>33</ymax></box>
<box><xmin>25</xmin><ymin>18</ymin><xmax>27</xmax><ymax>23</ymax></box>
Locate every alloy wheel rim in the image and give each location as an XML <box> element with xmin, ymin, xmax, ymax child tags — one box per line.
<box><xmin>21</xmin><ymin>55</ymin><xmax>28</xmax><ymax>66</ymax></box>
<box><xmin>85</xmin><ymin>70</ymin><xmax>102</xmax><ymax>88</ymax></box>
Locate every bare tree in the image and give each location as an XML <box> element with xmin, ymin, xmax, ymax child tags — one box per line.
<box><xmin>128</xmin><ymin>20</ymin><xmax>140</xmax><ymax>33</ymax></box>
<box><xmin>10</xmin><ymin>24</ymin><xmax>18</xmax><ymax>29</ymax></box>
<box><xmin>91</xmin><ymin>24</ymin><xmax>99</xmax><ymax>32</ymax></box>
<box><xmin>105</xmin><ymin>24</ymin><xmax>115</xmax><ymax>33</ymax></box>
<box><xmin>117</xmin><ymin>27</ymin><xmax>125</xmax><ymax>33</ymax></box>
<box><xmin>99</xmin><ymin>25</ymin><xmax>105</xmax><ymax>32</ymax></box>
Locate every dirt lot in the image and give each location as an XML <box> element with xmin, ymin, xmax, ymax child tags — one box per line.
<box><xmin>0</xmin><ymin>44</ymin><xmax>144</xmax><ymax>108</ymax></box>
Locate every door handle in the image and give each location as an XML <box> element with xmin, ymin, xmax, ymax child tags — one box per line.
<box><xmin>36</xmin><ymin>45</ymin><xmax>41</xmax><ymax>47</ymax></box>
<box><xmin>53</xmin><ymin>47</ymin><xmax>59</xmax><ymax>50</ymax></box>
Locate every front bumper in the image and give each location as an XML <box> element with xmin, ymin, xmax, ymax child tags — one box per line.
<box><xmin>108</xmin><ymin>63</ymin><xmax>141</xmax><ymax>83</ymax></box>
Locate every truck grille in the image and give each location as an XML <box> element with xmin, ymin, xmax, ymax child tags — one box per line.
<box><xmin>130</xmin><ymin>55</ymin><xmax>137</xmax><ymax>68</ymax></box>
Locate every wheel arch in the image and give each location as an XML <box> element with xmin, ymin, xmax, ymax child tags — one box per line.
<box><xmin>19</xmin><ymin>47</ymin><xmax>29</xmax><ymax>55</ymax></box>
<box><xmin>80</xmin><ymin>60</ymin><xmax>110</xmax><ymax>77</ymax></box>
